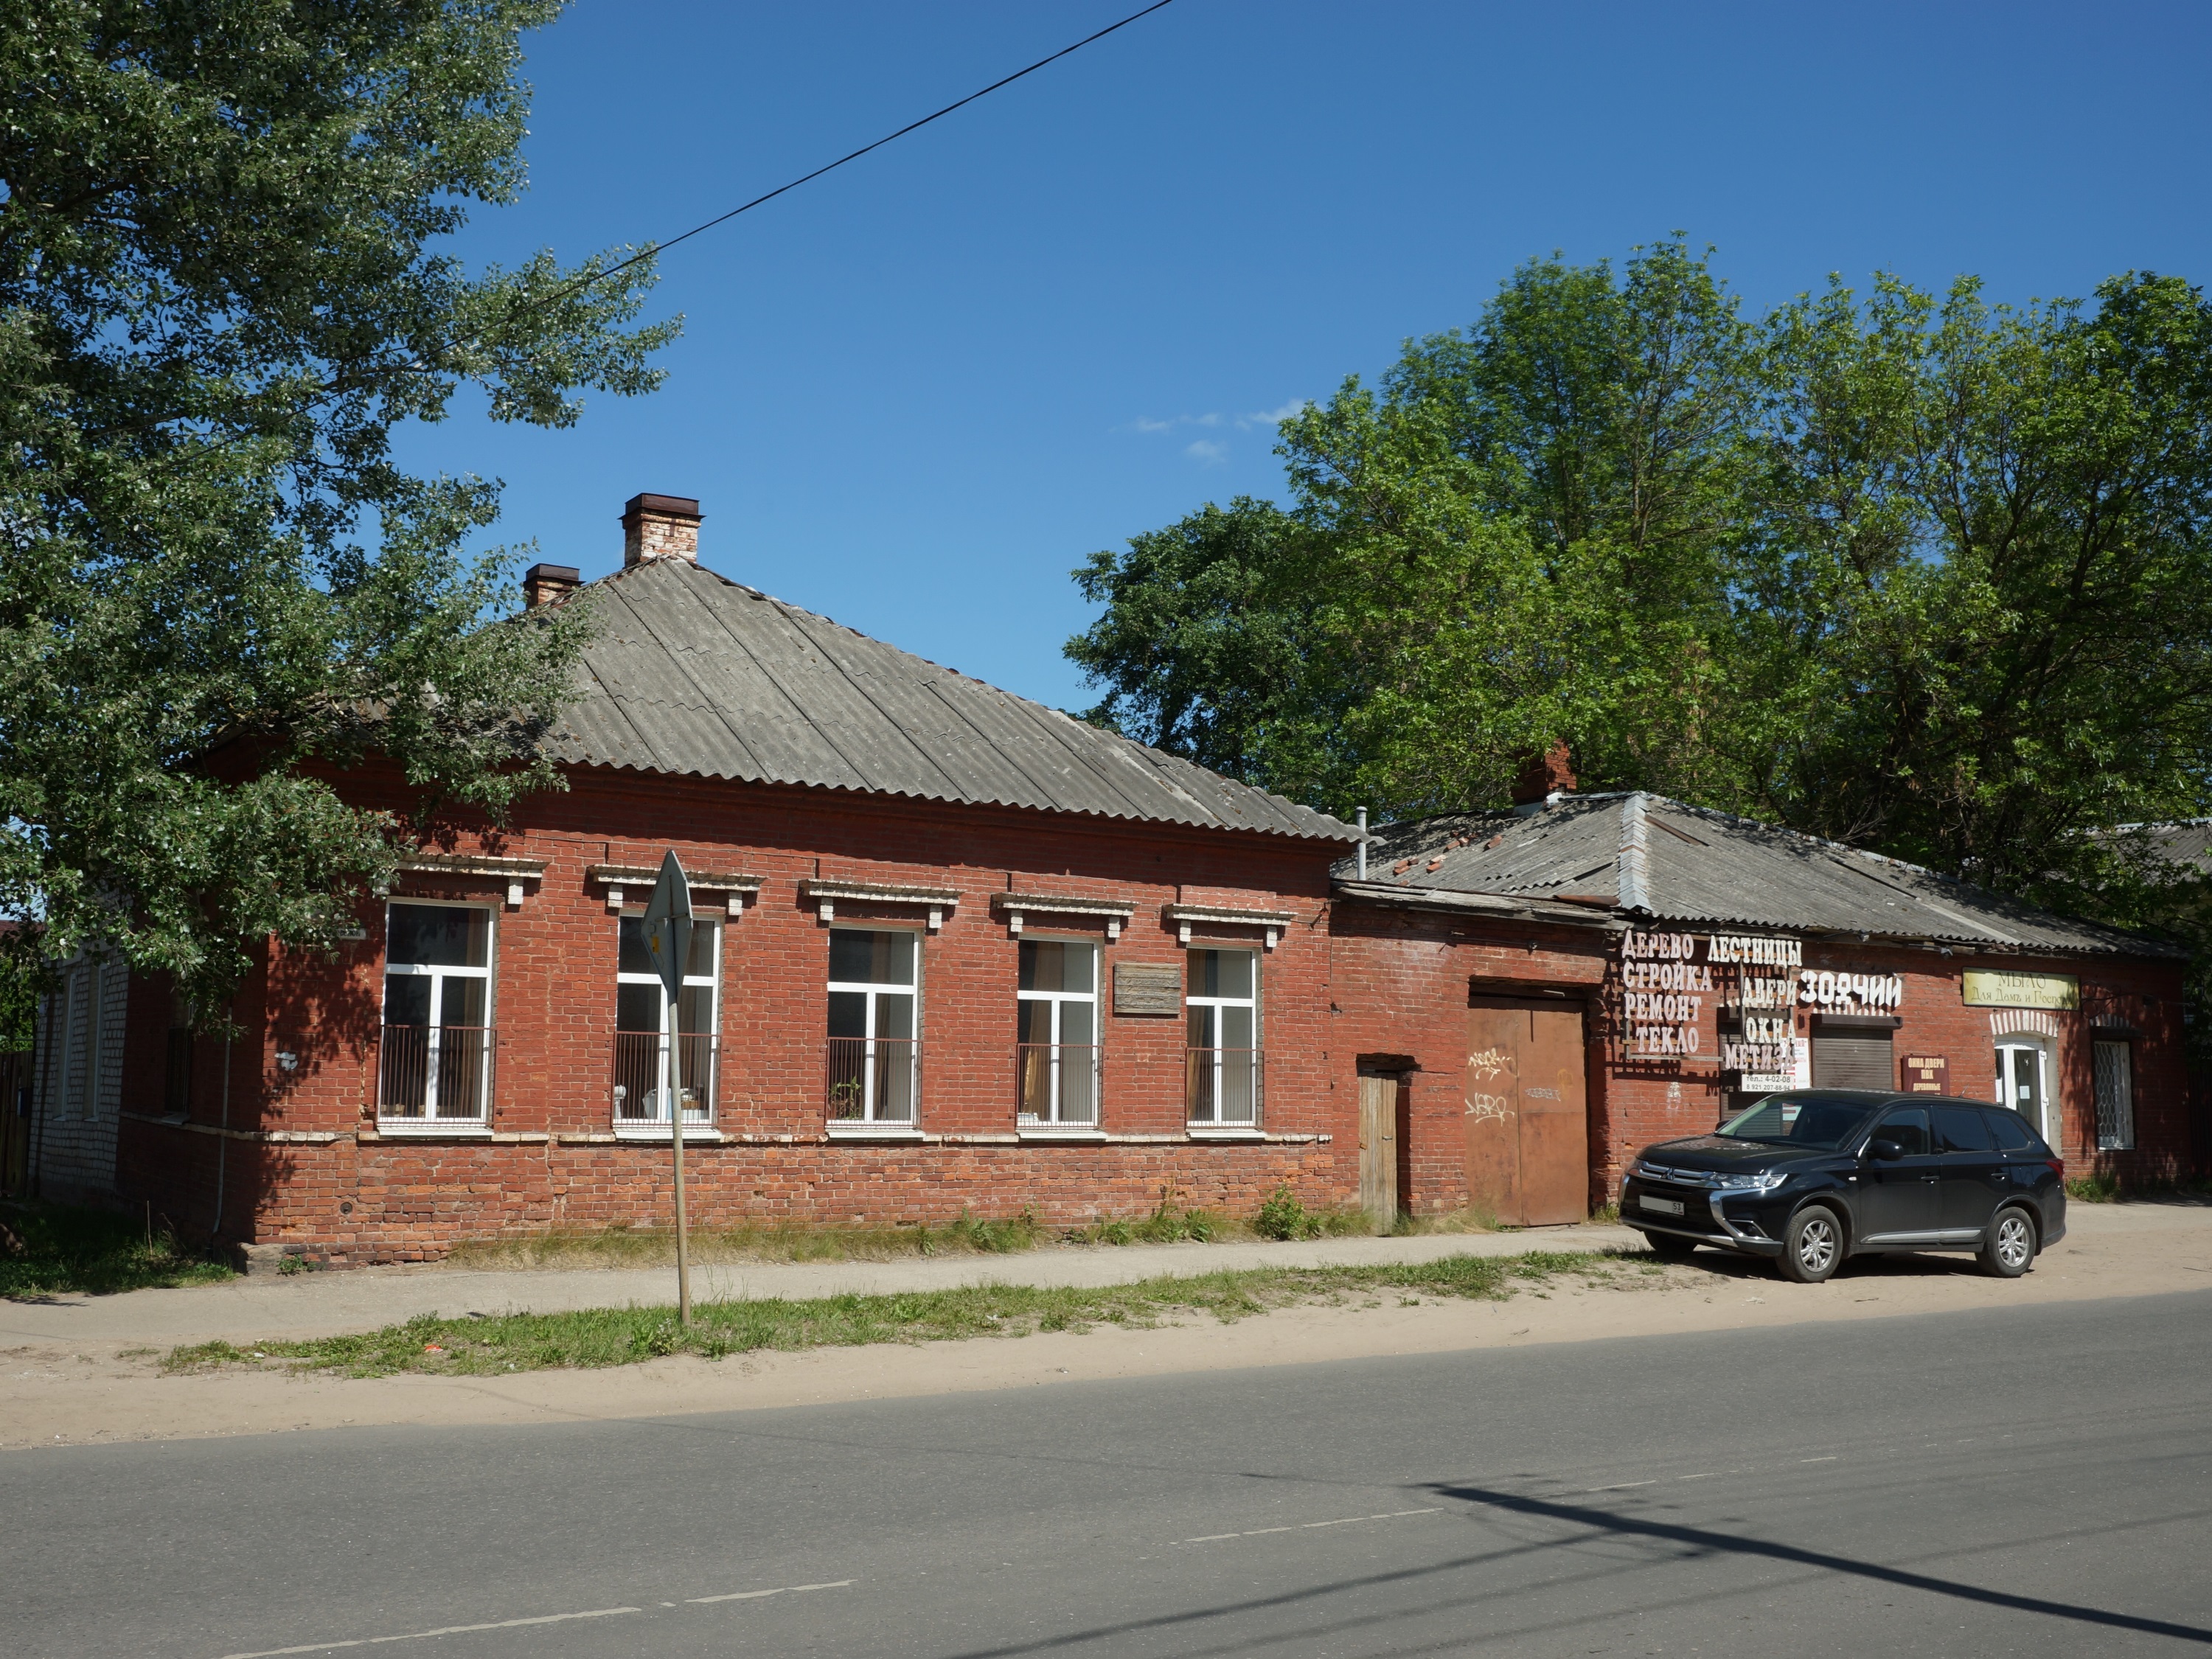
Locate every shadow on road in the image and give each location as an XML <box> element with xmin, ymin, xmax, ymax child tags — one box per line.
<box><xmin>1428</xmin><ymin>1481</ymin><xmax>2212</xmax><ymax>1648</ymax></box>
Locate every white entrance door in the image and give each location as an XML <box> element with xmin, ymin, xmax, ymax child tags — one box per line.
<box><xmin>1994</xmin><ymin>1039</ymin><xmax>2055</xmax><ymax>1146</ymax></box>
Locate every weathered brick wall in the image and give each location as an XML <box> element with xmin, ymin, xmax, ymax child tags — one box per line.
<box><xmin>115</xmin><ymin>769</ymin><xmax>1354</xmax><ymax>1258</ymax></box>
<box><xmin>1331</xmin><ymin>910</ymin><xmax>2193</xmax><ymax>1220</ymax></box>
<box><xmin>105</xmin><ymin>759</ymin><xmax>2194</xmax><ymax>1256</ymax></box>
<box><xmin>1326</xmin><ymin>902</ymin><xmax>1612</xmax><ymax>1215</ymax></box>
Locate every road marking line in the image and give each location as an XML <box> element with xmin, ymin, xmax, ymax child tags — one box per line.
<box><xmin>1178</xmin><ymin>1508</ymin><xmax>1440</xmax><ymax>1544</ymax></box>
<box><xmin>1801</xmin><ymin>1455</ymin><xmax>1839</xmax><ymax>1463</ymax></box>
<box><xmin>1583</xmin><ymin>1481</ymin><xmax>1657</xmax><ymax>1492</ymax></box>
<box><xmin>219</xmin><ymin>1606</ymin><xmax>640</xmax><ymax>1658</ymax></box>
<box><xmin>687</xmin><ymin>1579</ymin><xmax>855</xmax><ymax>1605</ymax></box>
<box><xmin>1677</xmin><ymin>1472</ymin><xmax>1719</xmax><ymax>1481</ymax></box>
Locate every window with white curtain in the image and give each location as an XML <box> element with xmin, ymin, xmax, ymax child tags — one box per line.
<box><xmin>1185</xmin><ymin>947</ymin><xmax>1259</xmax><ymax>1125</ymax></box>
<box><xmin>1018</xmin><ymin>939</ymin><xmax>1098</xmax><ymax>1125</ymax></box>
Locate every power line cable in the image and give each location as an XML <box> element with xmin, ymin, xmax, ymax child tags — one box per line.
<box><xmin>147</xmin><ymin>0</ymin><xmax>1179</xmax><ymax>470</ymax></box>
<box><xmin>535</xmin><ymin>0</ymin><xmax>1179</xmax><ymax>318</ymax></box>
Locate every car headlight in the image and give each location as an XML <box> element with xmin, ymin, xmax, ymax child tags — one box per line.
<box><xmin>1714</xmin><ymin>1172</ymin><xmax>1787</xmax><ymax>1193</ymax></box>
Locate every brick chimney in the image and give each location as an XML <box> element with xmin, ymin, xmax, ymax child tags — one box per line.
<box><xmin>1512</xmin><ymin>740</ymin><xmax>1577</xmax><ymax>810</ymax></box>
<box><xmin>622</xmin><ymin>493</ymin><xmax>701</xmax><ymax>566</ymax></box>
<box><xmin>521</xmin><ymin>562</ymin><xmax>581</xmax><ymax>608</ymax></box>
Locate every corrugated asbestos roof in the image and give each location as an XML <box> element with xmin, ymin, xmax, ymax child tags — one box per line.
<box><xmin>1335</xmin><ymin>793</ymin><xmax>2179</xmax><ymax>957</ymax></box>
<box><xmin>544</xmin><ymin>558</ymin><xmax>1355</xmax><ymax>842</ymax></box>
<box><xmin>2098</xmin><ymin>819</ymin><xmax>2212</xmax><ymax>875</ymax></box>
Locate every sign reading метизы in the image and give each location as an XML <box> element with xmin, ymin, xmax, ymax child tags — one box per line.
<box><xmin>1962</xmin><ymin>970</ymin><xmax>2079</xmax><ymax>1011</ymax></box>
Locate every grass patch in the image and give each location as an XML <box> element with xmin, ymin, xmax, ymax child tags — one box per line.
<box><xmin>441</xmin><ymin>1189</ymin><xmax>1327</xmax><ymax>1268</ymax></box>
<box><xmin>2065</xmin><ymin>1171</ymin><xmax>2212</xmax><ymax>1204</ymax></box>
<box><xmin>0</xmin><ymin>1202</ymin><xmax>235</xmax><ymax>1298</ymax></box>
<box><xmin>168</xmin><ymin>1249</ymin><xmax>1633</xmax><ymax>1378</ymax></box>
<box><xmin>445</xmin><ymin>1207</ymin><xmax>1051</xmax><ymax>1270</ymax></box>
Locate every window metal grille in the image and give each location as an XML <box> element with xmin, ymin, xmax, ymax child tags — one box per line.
<box><xmin>2093</xmin><ymin>1039</ymin><xmax>2135</xmax><ymax>1152</ymax></box>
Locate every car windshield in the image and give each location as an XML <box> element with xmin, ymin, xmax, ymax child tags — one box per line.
<box><xmin>1717</xmin><ymin>1093</ymin><xmax>1880</xmax><ymax>1150</ymax></box>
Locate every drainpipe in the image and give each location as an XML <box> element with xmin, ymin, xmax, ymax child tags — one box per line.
<box><xmin>210</xmin><ymin>1027</ymin><xmax>232</xmax><ymax>1239</ymax></box>
<box><xmin>29</xmin><ymin>989</ymin><xmax>55</xmax><ymax>1199</ymax></box>
<box><xmin>1356</xmin><ymin>807</ymin><xmax>1368</xmax><ymax>880</ymax></box>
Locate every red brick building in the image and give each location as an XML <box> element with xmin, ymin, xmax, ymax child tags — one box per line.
<box><xmin>1335</xmin><ymin>790</ymin><xmax>2194</xmax><ymax>1224</ymax></box>
<box><xmin>26</xmin><ymin>495</ymin><xmax>2199</xmax><ymax>1259</ymax></box>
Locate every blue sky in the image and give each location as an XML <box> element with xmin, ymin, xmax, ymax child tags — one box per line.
<box><xmin>395</xmin><ymin>0</ymin><xmax>2212</xmax><ymax>712</ymax></box>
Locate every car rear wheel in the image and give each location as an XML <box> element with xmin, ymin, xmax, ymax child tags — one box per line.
<box><xmin>1979</xmin><ymin>1206</ymin><xmax>2037</xmax><ymax>1279</ymax></box>
<box><xmin>1644</xmin><ymin>1231</ymin><xmax>1700</xmax><ymax>1261</ymax></box>
<box><xmin>1778</xmin><ymin>1206</ymin><xmax>1843</xmax><ymax>1284</ymax></box>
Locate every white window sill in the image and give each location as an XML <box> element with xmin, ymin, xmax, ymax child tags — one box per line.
<box><xmin>611</xmin><ymin>1123</ymin><xmax>724</xmax><ymax>1143</ymax></box>
<box><xmin>1186</xmin><ymin>1124</ymin><xmax>1265</xmax><ymax>1140</ymax></box>
<box><xmin>825</xmin><ymin>1120</ymin><xmax>925</xmax><ymax>1141</ymax></box>
<box><xmin>373</xmin><ymin>1119</ymin><xmax>493</xmax><ymax>1138</ymax></box>
<box><xmin>1017</xmin><ymin>1123</ymin><xmax>1107</xmax><ymax>1142</ymax></box>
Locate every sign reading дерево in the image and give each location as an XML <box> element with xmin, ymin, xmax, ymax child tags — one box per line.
<box><xmin>1962</xmin><ymin>970</ymin><xmax>2079</xmax><ymax>1011</ymax></box>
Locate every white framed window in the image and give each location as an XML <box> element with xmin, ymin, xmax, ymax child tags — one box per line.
<box><xmin>1018</xmin><ymin>939</ymin><xmax>1098</xmax><ymax>1126</ymax></box>
<box><xmin>827</xmin><ymin>928</ymin><xmax>917</xmax><ymax>1123</ymax></box>
<box><xmin>2093</xmin><ymin>1038</ymin><xmax>2135</xmax><ymax>1152</ymax></box>
<box><xmin>378</xmin><ymin>902</ymin><xmax>493</xmax><ymax>1127</ymax></box>
<box><xmin>613</xmin><ymin>915</ymin><xmax>720</xmax><ymax>1135</ymax></box>
<box><xmin>1186</xmin><ymin>947</ymin><xmax>1259</xmax><ymax>1126</ymax></box>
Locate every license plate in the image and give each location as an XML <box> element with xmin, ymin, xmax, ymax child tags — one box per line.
<box><xmin>1641</xmin><ymin>1196</ymin><xmax>1685</xmax><ymax>1216</ymax></box>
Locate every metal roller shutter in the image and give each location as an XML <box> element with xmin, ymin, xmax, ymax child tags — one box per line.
<box><xmin>1812</xmin><ymin>1028</ymin><xmax>1894</xmax><ymax>1090</ymax></box>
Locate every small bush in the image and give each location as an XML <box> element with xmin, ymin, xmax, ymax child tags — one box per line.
<box><xmin>1255</xmin><ymin>1183</ymin><xmax>1315</xmax><ymax>1241</ymax></box>
<box><xmin>2067</xmin><ymin>1170</ymin><xmax>2123</xmax><ymax>1203</ymax></box>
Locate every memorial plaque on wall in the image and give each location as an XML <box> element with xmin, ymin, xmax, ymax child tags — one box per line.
<box><xmin>1902</xmin><ymin>1054</ymin><xmax>1949</xmax><ymax>1094</ymax></box>
<box><xmin>1113</xmin><ymin>962</ymin><xmax>1183</xmax><ymax>1017</ymax></box>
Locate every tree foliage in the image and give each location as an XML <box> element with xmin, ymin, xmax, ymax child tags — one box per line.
<box><xmin>1069</xmin><ymin>240</ymin><xmax>2212</xmax><ymax>905</ymax></box>
<box><xmin>0</xmin><ymin>1</ymin><xmax>676</xmax><ymax>1016</ymax></box>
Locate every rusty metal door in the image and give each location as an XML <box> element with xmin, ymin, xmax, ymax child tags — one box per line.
<box><xmin>1466</xmin><ymin>1004</ymin><xmax>1589</xmax><ymax>1225</ymax></box>
<box><xmin>1357</xmin><ymin>1074</ymin><xmax>1399</xmax><ymax>1231</ymax></box>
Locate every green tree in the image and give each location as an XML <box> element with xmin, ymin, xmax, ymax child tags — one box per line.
<box><xmin>1066</xmin><ymin>498</ymin><xmax>1308</xmax><ymax>779</ymax></box>
<box><xmin>1071</xmin><ymin>246</ymin><xmax>2212</xmax><ymax>911</ymax></box>
<box><xmin>0</xmin><ymin>1</ymin><xmax>675</xmax><ymax>1016</ymax></box>
<box><xmin>1736</xmin><ymin>271</ymin><xmax>2212</xmax><ymax>901</ymax></box>
<box><xmin>1071</xmin><ymin>239</ymin><xmax>1754</xmax><ymax>814</ymax></box>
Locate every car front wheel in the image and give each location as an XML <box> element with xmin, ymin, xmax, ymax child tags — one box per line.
<box><xmin>1978</xmin><ymin>1206</ymin><xmax>2037</xmax><ymax>1279</ymax></box>
<box><xmin>1778</xmin><ymin>1206</ymin><xmax>1843</xmax><ymax>1284</ymax></box>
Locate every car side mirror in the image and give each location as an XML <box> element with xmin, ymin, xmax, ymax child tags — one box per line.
<box><xmin>1865</xmin><ymin>1138</ymin><xmax>1903</xmax><ymax>1162</ymax></box>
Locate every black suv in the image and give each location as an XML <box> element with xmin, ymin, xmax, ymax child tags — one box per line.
<box><xmin>1620</xmin><ymin>1090</ymin><xmax>2067</xmax><ymax>1284</ymax></box>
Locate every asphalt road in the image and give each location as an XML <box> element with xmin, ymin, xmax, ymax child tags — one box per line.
<box><xmin>7</xmin><ymin>1288</ymin><xmax>2211</xmax><ymax>1659</ymax></box>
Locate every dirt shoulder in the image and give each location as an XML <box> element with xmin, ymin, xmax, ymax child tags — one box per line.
<box><xmin>5</xmin><ymin>1204</ymin><xmax>2206</xmax><ymax>1453</ymax></box>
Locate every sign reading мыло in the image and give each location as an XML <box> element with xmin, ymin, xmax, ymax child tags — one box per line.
<box><xmin>1962</xmin><ymin>970</ymin><xmax>2079</xmax><ymax>1011</ymax></box>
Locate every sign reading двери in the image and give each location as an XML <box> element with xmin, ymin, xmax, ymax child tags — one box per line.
<box><xmin>1962</xmin><ymin>970</ymin><xmax>2079</xmax><ymax>1011</ymax></box>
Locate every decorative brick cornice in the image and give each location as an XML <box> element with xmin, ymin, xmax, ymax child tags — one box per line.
<box><xmin>801</xmin><ymin>878</ymin><xmax>961</xmax><ymax>932</ymax></box>
<box><xmin>991</xmin><ymin>891</ymin><xmax>1138</xmax><ymax>939</ymax></box>
<box><xmin>1162</xmin><ymin>902</ymin><xmax>1298</xmax><ymax>950</ymax></box>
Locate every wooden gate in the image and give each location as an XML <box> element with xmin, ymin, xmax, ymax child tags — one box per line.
<box><xmin>1466</xmin><ymin>1004</ymin><xmax>1589</xmax><ymax>1226</ymax></box>
<box><xmin>1357</xmin><ymin>1074</ymin><xmax>1399</xmax><ymax>1231</ymax></box>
